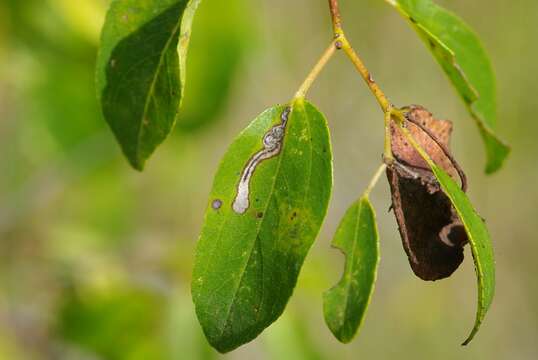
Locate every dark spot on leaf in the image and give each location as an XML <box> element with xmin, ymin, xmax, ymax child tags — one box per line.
<box><xmin>409</xmin><ymin>17</ymin><xmax>417</xmax><ymax>24</ymax></box>
<box><xmin>256</xmin><ymin>212</ymin><xmax>263</xmax><ymax>219</ymax></box>
<box><xmin>212</xmin><ymin>199</ymin><xmax>222</xmax><ymax>210</ymax></box>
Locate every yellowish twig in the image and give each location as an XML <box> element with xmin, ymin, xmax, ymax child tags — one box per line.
<box><xmin>364</xmin><ymin>163</ymin><xmax>388</xmax><ymax>196</ymax></box>
<box><xmin>294</xmin><ymin>41</ymin><xmax>337</xmax><ymax>99</ymax></box>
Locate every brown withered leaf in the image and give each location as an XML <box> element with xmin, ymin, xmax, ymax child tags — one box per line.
<box><xmin>387</xmin><ymin>105</ymin><xmax>468</xmax><ymax>281</ymax></box>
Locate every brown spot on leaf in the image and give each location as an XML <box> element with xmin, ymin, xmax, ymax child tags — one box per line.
<box><xmin>391</xmin><ymin>105</ymin><xmax>457</xmax><ymax>178</ymax></box>
<box><xmin>387</xmin><ymin>105</ymin><xmax>468</xmax><ymax>281</ymax></box>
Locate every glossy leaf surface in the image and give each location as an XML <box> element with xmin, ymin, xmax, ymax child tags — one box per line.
<box><xmin>323</xmin><ymin>196</ymin><xmax>379</xmax><ymax>343</ymax></box>
<box><xmin>192</xmin><ymin>99</ymin><xmax>333</xmax><ymax>352</ymax></box>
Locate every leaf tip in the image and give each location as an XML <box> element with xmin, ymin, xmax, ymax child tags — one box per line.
<box><xmin>484</xmin><ymin>143</ymin><xmax>510</xmax><ymax>174</ymax></box>
<box><xmin>461</xmin><ymin>331</ymin><xmax>476</xmax><ymax>346</ymax></box>
<box><xmin>127</xmin><ymin>155</ymin><xmax>146</xmax><ymax>172</ymax></box>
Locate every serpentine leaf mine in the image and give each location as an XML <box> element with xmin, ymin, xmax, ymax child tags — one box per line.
<box><xmin>232</xmin><ymin>107</ymin><xmax>291</xmax><ymax>214</ymax></box>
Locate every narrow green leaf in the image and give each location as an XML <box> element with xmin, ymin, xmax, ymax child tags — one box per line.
<box><xmin>404</xmin><ymin>127</ymin><xmax>495</xmax><ymax>345</ymax></box>
<box><xmin>429</xmin><ymin>164</ymin><xmax>495</xmax><ymax>345</ymax></box>
<box><xmin>323</xmin><ymin>196</ymin><xmax>379</xmax><ymax>343</ymax></box>
<box><xmin>96</xmin><ymin>0</ymin><xmax>201</xmax><ymax>170</ymax></box>
<box><xmin>192</xmin><ymin>99</ymin><xmax>333</xmax><ymax>353</ymax></box>
<box><xmin>386</xmin><ymin>0</ymin><xmax>510</xmax><ymax>173</ymax></box>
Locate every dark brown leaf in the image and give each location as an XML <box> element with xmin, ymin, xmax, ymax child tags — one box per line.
<box><xmin>387</xmin><ymin>105</ymin><xmax>468</xmax><ymax>281</ymax></box>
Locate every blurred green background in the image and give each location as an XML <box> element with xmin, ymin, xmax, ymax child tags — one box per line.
<box><xmin>0</xmin><ymin>0</ymin><xmax>536</xmax><ymax>359</ymax></box>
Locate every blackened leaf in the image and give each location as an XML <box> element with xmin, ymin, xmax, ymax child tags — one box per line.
<box><xmin>400</xmin><ymin>124</ymin><xmax>495</xmax><ymax>345</ymax></box>
<box><xmin>386</xmin><ymin>0</ymin><xmax>510</xmax><ymax>173</ymax></box>
<box><xmin>387</xmin><ymin>167</ymin><xmax>466</xmax><ymax>281</ymax></box>
<box><xmin>323</xmin><ymin>195</ymin><xmax>379</xmax><ymax>343</ymax></box>
<box><xmin>96</xmin><ymin>0</ymin><xmax>201</xmax><ymax>170</ymax></box>
<box><xmin>388</xmin><ymin>105</ymin><xmax>468</xmax><ymax>281</ymax></box>
<box><xmin>192</xmin><ymin>99</ymin><xmax>333</xmax><ymax>353</ymax></box>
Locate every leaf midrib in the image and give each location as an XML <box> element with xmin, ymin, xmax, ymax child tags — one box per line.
<box><xmin>343</xmin><ymin>202</ymin><xmax>363</xmax><ymax>326</ymax></box>
<box><xmin>216</xmin><ymin>111</ymin><xmax>289</xmax><ymax>338</ymax></box>
<box><xmin>268</xmin><ymin>103</ymin><xmax>314</xmax><ymax>319</ymax></box>
<box><xmin>136</xmin><ymin>4</ymin><xmax>184</xmax><ymax>165</ymax></box>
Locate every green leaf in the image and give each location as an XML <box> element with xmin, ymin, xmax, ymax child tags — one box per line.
<box><xmin>386</xmin><ymin>0</ymin><xmax>510</xmax><ymax>173</ymax></box>
<box><xmin>429</xmin><ymin>164</ymin><xmax>495</xmax><ymax>345</ymax></box>
<box><xmin>404</xmin><ymin>128</ymin><xmax>495</xmax><ymax>345</ymax></box>
<box><xmin>96</xmin><ymin>0</ymin><xmax>201</xmax><ymax>170</ymax></box>
<box><xmin>323</xmin><ymin>195</ymin><xmax>379</xmax><ymax>343</ymax></box>
<box><xmin>192</xmin><ymin>99</ymin><xmax>333</xmax><ymax>353</ymax></box>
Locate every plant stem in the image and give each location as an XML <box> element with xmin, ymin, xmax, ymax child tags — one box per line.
<box><xmin>328</xmin><ymin>0</ymin><xmax>343</xmax><ymax>36</ymax></box>
<box><xmin>383</xmin><ymin>110</ymin><xmax>394</xmax><ymax>163</ymax></box>
<box><xmin>326</xmin><ymin>1</ymin><xmax>391</xmax><ymax>113</ymax></box>
<box><xmin>340</xmin><ymin>37</ymin><xmax>392</xmax><ymax>113</ymax></box>
<box><xmin>294</xmin><ymin>41</ymin><xmax>337</xmax><ymax>99</ymax></box>
<box><xmin>364</xmin><ymin>163</ymin><xmax>388</xmax><ymax>196</ymax></box>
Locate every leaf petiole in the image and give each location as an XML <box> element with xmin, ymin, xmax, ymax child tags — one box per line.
<box><xmin>294</xmin><ymin>41</ymin><xmax>338</xmax><ymax>99</ymax></box>
<box><xmin>364</xmin><ymin>163</ymin><xmax>388</xmax><ymax>197</ymax></box>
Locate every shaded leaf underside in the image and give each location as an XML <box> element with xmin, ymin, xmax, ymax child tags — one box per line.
<box><xmin>97</xmin><ymin>0</ymin><xmax>200</xmax><ymax>170</ymax></box>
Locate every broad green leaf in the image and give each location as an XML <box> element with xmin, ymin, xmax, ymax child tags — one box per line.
<box><xmin>386</xmin><ymin>0</ymin><xmax>510</xmax><ymax>173</ymax></box>
<box><xmin>323</xmin><ymin>195</ymin><xmax>379</xmax><ymax>343</ymax></box>
<box><xmin>404</xmin><ymin>126</ymin><xmax>495</xmax><ymax>345</ymax></box>
<box><xmin>96</xmin><ymin>0</ymin><xmax>201</xmax><ymax>170</ymax></box>
<box><xmin>192</xmin><ymin>99</ymin><xmax>333</xmax><ymax>353</ymax></box>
